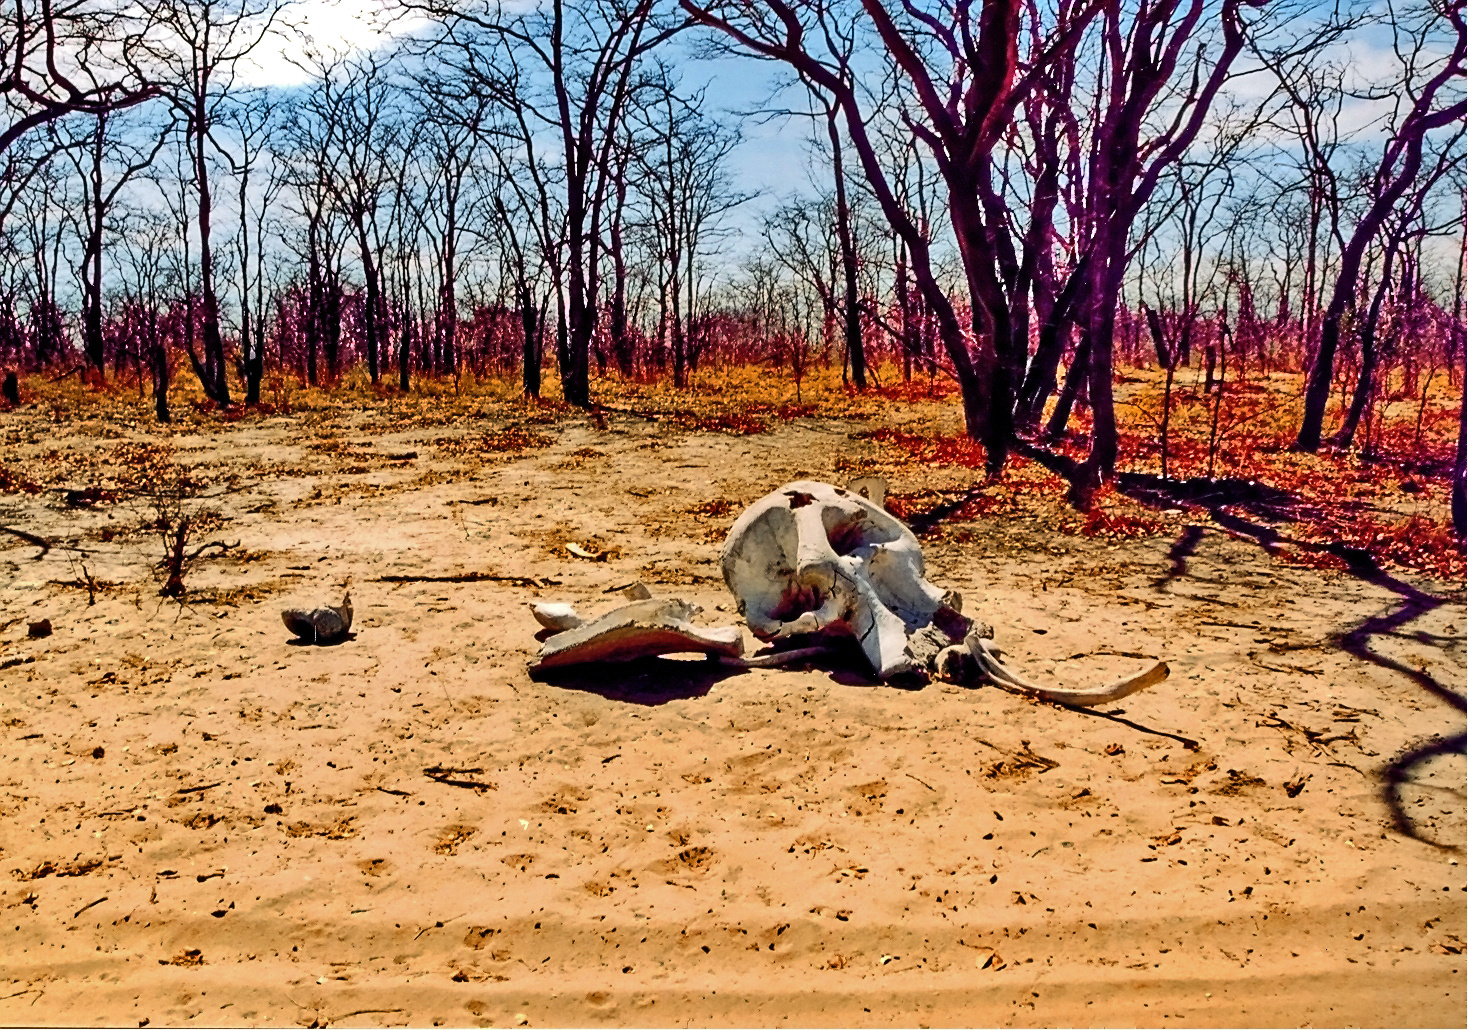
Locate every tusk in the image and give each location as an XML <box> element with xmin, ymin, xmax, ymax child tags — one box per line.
<box><xmin>969</xmin><ymin>636</ymin><xmax>1169</xmax><ymax>707</ymax></box>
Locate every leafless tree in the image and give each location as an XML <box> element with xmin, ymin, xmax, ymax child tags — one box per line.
<box><xmin>1</xmin><ymin>0</ymin><xmax>159</xmax><ymax>154</ymax></box>
<box><xmin>631</xmin><ymin>66</ymin><xmax>745</xmax><ymax>387</ymax></box>
<box><xmin>60</xmin><ymin>105</ymin><xmax>171</xmax><ymax>377</ymax></box>
<box><xmin>219</xmin><ymin>91</ymin><xmax>287</xmax><ymax>404</ymax></box>
<box><xmin>685</xmin><ymin>0</ymin><xmax>1255</xmax><ymax>484</ymax></box>
<box><xmin>415</xmin><ymin>0</ymin><xmax>687</xmax><ymax>406</ymax></box>
<box><xmin>143</xmin><ymin>0</ymin><xmax>288</xmax><ymax>405</ymax></box>
<box><xmin>1287</xmin><ymin>0</ymin><xmax>1465</xmax><ymax>451</ymax></box>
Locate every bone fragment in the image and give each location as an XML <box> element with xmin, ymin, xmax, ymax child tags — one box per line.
<box><xmin>725</xmin><ymin>645</ymin><xmax>837</xmax><ymax>669</ymax></box>
<box><xmin>903</xmin><ymin>623</ymin><xmax>963</xmax><ymax>674</ymax></box>
<box><xmin>530</xmin><ymin>602</ymin><xmax>584</xmax><ymax>632</ymax></box>
<box><xmin>934</xmin><ymin>644</ymin><xmax>978</xmax><ymax>684</ymax></box>
<box><xmin>281</xmin><ymin>592</ymin><xmax>353</xmax><ymax>644</ymax></box>
<box><xmin>845</xmin><ymin>476</ymin><xmax>888</xmax><ymax>510</ymax></box>
<box><xmin>529</xmin><ymin>598</ymin><xmax>743</xmax><ymax>674</ymax></box>
<box><xmin>967</xmin><ymin>632</ymin><xmax>1169</xmax><ymax>707</ymax></box>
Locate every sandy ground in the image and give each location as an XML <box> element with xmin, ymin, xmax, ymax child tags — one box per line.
<box><xmin>0</xmin><ymin>399</ymin><xmax>1464</xmax><ymax>1028</ymax></box>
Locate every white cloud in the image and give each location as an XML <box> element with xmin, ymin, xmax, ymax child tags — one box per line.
<box><xmin>236</xmin><ymin>0</ymin><xmax>426</xmax><ymax>87</ymax></box>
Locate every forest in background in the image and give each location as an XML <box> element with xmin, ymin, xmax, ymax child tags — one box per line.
<box><xmin>0</xmin><ymin>0</ymin><xmax>1464</xmax><ymax>537</ymax></box>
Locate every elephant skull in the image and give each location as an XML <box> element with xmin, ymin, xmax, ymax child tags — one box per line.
<box><xmin>721</xmin><ymin>480</ymin><xmax>1169</xmax><ymax>704</ymax></box>
<box><xmin>720</xmin><ymin>480</ymin><xmax>949</xmax><ymax>679</ymax></box>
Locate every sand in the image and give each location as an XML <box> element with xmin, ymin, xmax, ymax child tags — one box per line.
<box><xmin>1</xmin><ymin>400</ymin><xmax>1464</xmax><ymax>1027</ymax></box>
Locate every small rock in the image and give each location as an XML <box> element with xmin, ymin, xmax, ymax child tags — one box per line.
<box><xmin>27</xmin><ymin>619</ymin><xmax>51</xmax><ymax>638</ymax></box>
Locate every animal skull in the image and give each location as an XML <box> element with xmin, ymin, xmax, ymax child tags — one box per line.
<box><xmin>721</xmin><ymin>480</ymin><xmax>948</xmax><ymax>679</ymax></box>
<box><xmin>721</xmin><ymin>480</ymin><xmax>1169</xmax><ymax>704</ymax></box>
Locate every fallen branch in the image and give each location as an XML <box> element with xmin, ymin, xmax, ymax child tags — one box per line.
<box><xmin>72</xmin><ymin>896</ymin><xmax>107</xmax><ymax>919</ymax></box>
<box><xmin>330</xmin><ymin>1010</ymin><xmax>406</xmax><ymax>1023</ymax></box>
<box><xmin>1051</xmin><ymin>703</ymin><xmax>1200</xmax><ymax>750</ymax></box>
<box><xmin>377</xmin><ymin>572</ymin><xmax>560</xmax><ymax>587</ymax></box>
<box><xmin>905</xmin><ymin>772</ymin><xmax>937</xmax><ymax>791</ymax></box>
<box><xmin>423</xmin><ymin>766</ymin><xmax>498</xmax><ymax>791</ymax></box>
<box><xmin>174</xmin><ymin>782</ymin><xmax>223</xmax><ymax>795</ymax></box>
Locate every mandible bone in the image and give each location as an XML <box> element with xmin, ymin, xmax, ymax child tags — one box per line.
<box><xmin>528</xmin><ymin>597</ymin><xmax>743</xmax><ymax>675</ymax></box>
<box><xmin>721</xmin><ymin>480</ymin><xmax>947</xmax><ymax>679</ymax></box>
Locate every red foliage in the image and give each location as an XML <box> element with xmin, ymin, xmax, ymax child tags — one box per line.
<box><xmin>0</xmin><ymin>465</ymin><xmax>41</xmax><ymax>494</ymax></box>
<box><xmin>862</xmin><ymin>427</ymin><xmax>988</xmax><ymax>469</ymax></box>
<box><xmin>672</xmin><ymin>412</ymin><xmax>768</xmax><ymax>435</ymax></box>
<box><xmin>866</xmin><ymin>378</ymin><xmax>961</xmax><ymax>403</ymax></box>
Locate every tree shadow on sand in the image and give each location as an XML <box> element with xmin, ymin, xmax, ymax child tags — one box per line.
<box><xmin>1013</xmin><ymin>442</ymin><xmax>1465</xmax><ymax>851</ymax></box>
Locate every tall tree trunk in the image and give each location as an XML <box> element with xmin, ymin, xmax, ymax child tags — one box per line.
<box><xmin>1045</xmin><ymin>333</ymin><xmax>1090</xmax><ymax>441</ymax></box>
<box><xmin>357</xmin><ymin>222</ymin><xmax>382</xmax><ymax>384</ymax></box>
<box><xmin>609</xmin><ymin>171</ymin><xmax>633</xmax><ymax>376</ymax></box>
<box><xmin>1453</xmin><ymin>369</ymin><xmax>1466</xmax><ymax>539</ymax></box>
<box><xmin>194</xmin><ymin>99</ymin><xmax>229</xmax><ymax>406</ymax></box>
<box><xmin>520</xmin><ymin>282</ymin><xmax>542</xmax><ymax>398</ymax></box>
<box><xmin>1332</xmin><ymin>263</ymin><xmax>1394</xmax><ymax>449</ymax></box>
<box><xmin>83</xmin><ymin>116</ymin><xmax>105</xmax><ymax>376</ymax></box>
<box><xmin>440</xmin><ymin>221</ymin><xmax>458</xmax><ymax>377</ymax></box>
<box><xmin>895</xmin><ymin>244</ymin><xmax>914</xmax><ymax>381</ymax></box>
<box><xmin>553</xmin><ymin>278</ymin><xmax>571</xmax><ymax>395</ymax></box>
<box><xmin>399</xmin><ymin>310</ymin><xmax>413</xmax><ymax>392</ymax></box>
<box><xmin>1297</xmin><ymin>82</ymin><xmax>1462</xmax><ymax>450</ymax></box>
<box><xmin>669</xmin><ymin>270</ymin><xmax>686</xmax><ymax>389</ymax></box>
<box><xmin>152</xmin><ymin>314</ymin><xmax>171</xmax><ymax>424</ymax></box>
<box><xmin>1082</xmin><ymin>292</ymin><xmax>1119</xmax><ymax>483</ymax></box>
<box><xmin>827</xmin><ymin>111</ymin><xmax>866</xmax><ymax>390</ymax></box>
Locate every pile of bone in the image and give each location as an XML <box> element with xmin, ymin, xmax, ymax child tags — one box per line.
<box><xmin>528</xmin><ymin>480</ymin><xmax>1166</xmax><ymax>707</ymax></box>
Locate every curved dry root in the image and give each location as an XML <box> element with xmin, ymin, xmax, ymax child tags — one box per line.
<box><xmin>969</xmin><ymin>636</ymin><xmax>1168</xmax><ymax>707</ymax></box>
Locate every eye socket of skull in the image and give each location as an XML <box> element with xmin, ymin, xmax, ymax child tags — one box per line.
<box><xmin>823</xmin><ymin>511</ymin><xmax>873</xmax><ymax>557</ymax></box>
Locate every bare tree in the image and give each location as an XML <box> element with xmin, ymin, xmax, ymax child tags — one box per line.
<box><xmin>114</xmin><ymin>206</ymin><xmax>180</xmax><ymax>421</ymax></box>
<box><xmin>417</xmin><ymin>0</ymin><xmax>687</xmax><ymax>406</ymax></box>
<box><xmin>1288</xmin><ymin>0</ymin><xmax>1465</xmax><ymax>451</ymax></box>
<box><xmin>632</xmin><ymin>67</ymin><xmax>745</xmax><ymax>387</ymax></box>
<box><xmin>685</xmin><ymin>0</ymin><xmax>1253</xmax><ymax>483</ymax></box>
<box><xmin>299</xmin><ymin>49</ymin><xmax>403</xmax><ymax>385</ymax></box>
<box><xmin>61</xmin><ymin>105</ymin><xmax>170</xmax><ymax>377</ymax></box>
<box><xmin>1</xmin><ymin>0</ymin><xmax>159</xmax><ymax>154</ymax></box>
<box><xmin>219</xmin><ymin>91</ymin><xmax>287</xmax><ymax>404</ymax></box>
<box><xmin>413</xmin><ymin>69</ymin><xmax>494</xmax><ymax>378</ymax></box>
<box><xmin>144</xmin><ymin>0</ymin><xmax>288</xmax><ymax>406</ymax></box>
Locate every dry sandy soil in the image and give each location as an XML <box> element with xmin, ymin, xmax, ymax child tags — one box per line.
<box><xmin>0</xmin><ymin>395</ymin><xmax>1464</xmax><ymax>1028</ymax></box>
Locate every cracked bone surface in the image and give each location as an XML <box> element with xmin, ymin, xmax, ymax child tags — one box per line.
<box><xmin>528</xmin><ymin>597</ymin><xmax>743</xmax><ymax>675</ymax></box>
<box><xmin>721</xmin><ymin>480</ymin><xmax>947</xmax><ymax>679</ymax></box>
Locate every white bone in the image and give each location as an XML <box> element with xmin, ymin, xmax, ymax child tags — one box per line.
<box><xmin>530</xmin><ymin>602</ymin><xmax>584</xmax><ymax>632</ymax></box>
<box><xmin>529</xmin><ymin>597</ymin><xmax>743</xmax><ymax>674</ymax></box>
<box><xmin>722</xmin><ymin>481</ymin><xmax>947</xmax><ymax>679</ymax></box>
<box><xmin>967</xmin><ymin>633</ymin><xmax>1169</xmax><ymax>707</ymax></box>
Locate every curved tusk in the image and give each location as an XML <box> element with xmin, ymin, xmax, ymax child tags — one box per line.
<box><xmin>969</xmin><ymin>637</ymin><xmax>1169</xmax><ymax>707</ymax></box>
